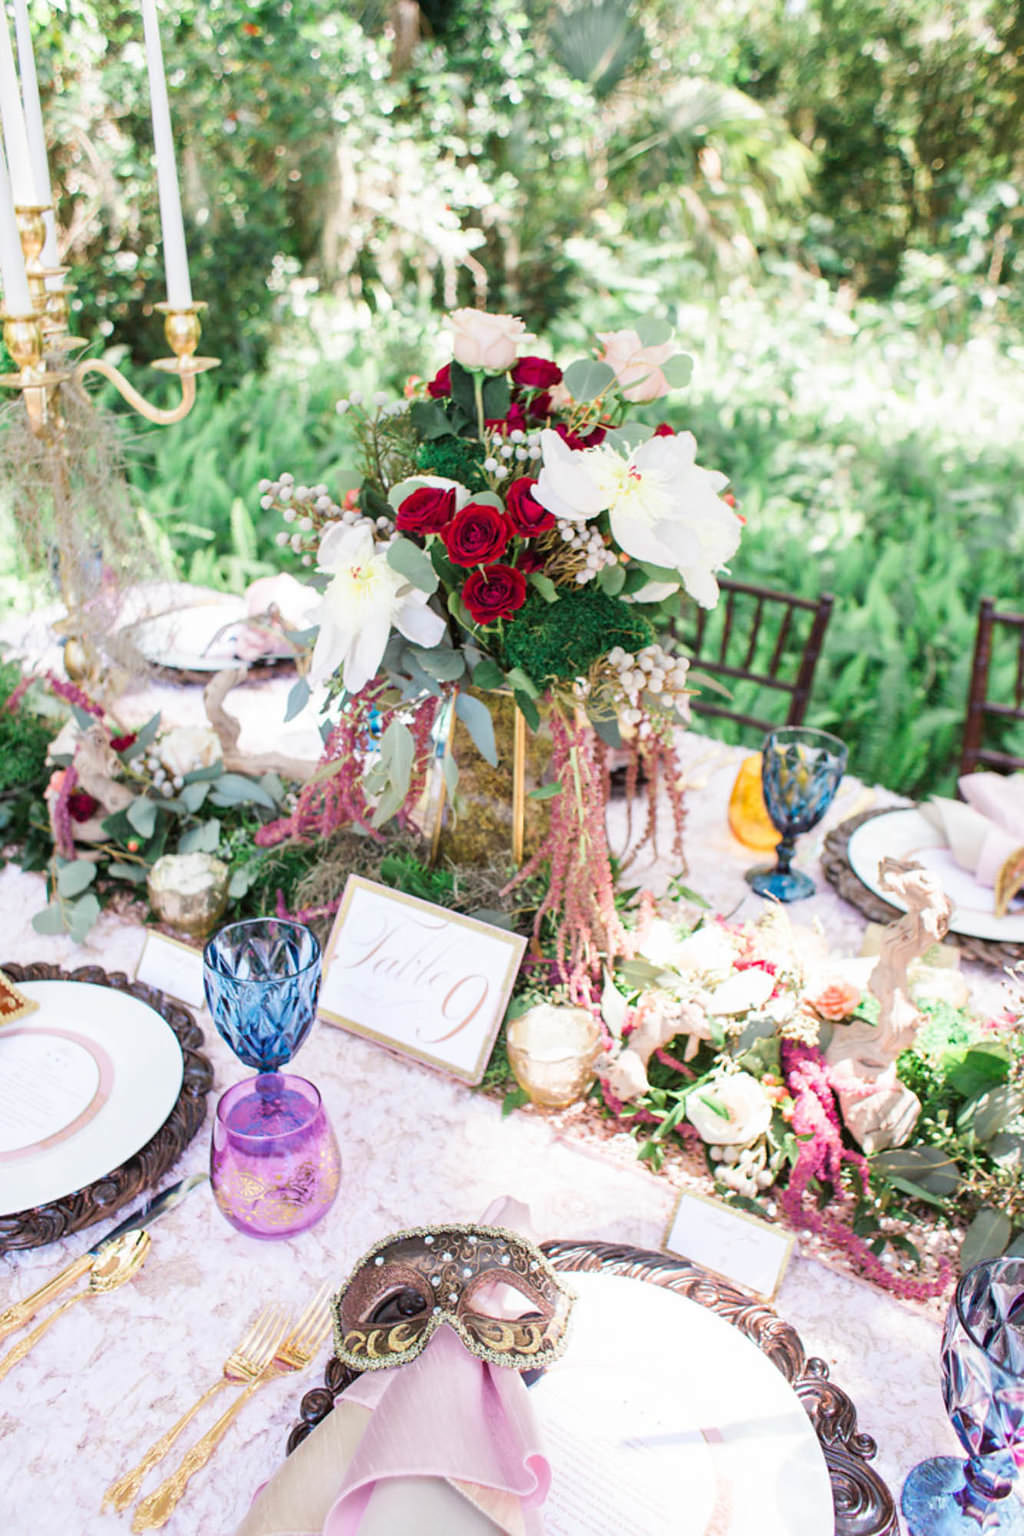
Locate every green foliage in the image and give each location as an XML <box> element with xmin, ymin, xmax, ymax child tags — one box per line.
<box><xmin>499</xmin><ymin>587</ymin><xmax>654</xmax><ymax>689</ymax></box>
<box><xmin>416</xmin><ymin>437</ymin><xmax>488</xmax><ymax>491</ymax></box>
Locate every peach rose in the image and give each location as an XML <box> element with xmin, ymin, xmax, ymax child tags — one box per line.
<box><xmin>596</xmin><ymin>328</ymin><xmax>675</xmax><ymax>403</ymax></box>
<box><xmin>450</xmin><ymin>309</ymin><xmax>527</xmax><ymax>371</ymax></box>
<box><xmin>809</xmin><ymin>979</ymin><xmax>861</xmax><ymax>1021</ymax></box>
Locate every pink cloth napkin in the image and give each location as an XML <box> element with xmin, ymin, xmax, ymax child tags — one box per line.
<box><xmin>323</xmin><ymin>1323</ymin><xmax>550</xmax><ymax>1535</ymax></box>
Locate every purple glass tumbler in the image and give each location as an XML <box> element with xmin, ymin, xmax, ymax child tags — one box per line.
<box><xmin>210</xmin><ymin>1074</ymin><xmax>341</xmax><ymax>1239</ymax></box>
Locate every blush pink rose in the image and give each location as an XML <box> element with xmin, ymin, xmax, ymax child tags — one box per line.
<box><xmin>596</xmin><ymin>328</ymin><xmax>676</xmax><ymax>402</ymax></box>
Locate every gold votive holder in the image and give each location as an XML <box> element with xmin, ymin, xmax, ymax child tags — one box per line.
<box><xmin>148</xmin><ymin>852</ymin><xmax>230</xmax><ymax>939</ymax></box>
<box><xmin>506</xmin><ymin>1004</ymin><xmax>601</xmax><ymax>1109</ymax></box>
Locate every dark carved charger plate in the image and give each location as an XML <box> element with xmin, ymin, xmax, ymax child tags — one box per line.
<box><xmin>0</xmin><ymin>962</ymin><xmax>213</xmax><ymax>1254</ymax></box>
<box><xmin>823</xmin><ymin>807</ymin><xmax>1024</xmax><ymax>970</ymax></box>
<box><xmin>286</xmin><ymin>1238</ymin><xmax>898</xmax><ymax>1536</ymax></box>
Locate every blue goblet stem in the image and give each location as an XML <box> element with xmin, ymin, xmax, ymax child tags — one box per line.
<box><xmin>774</xmin><ymin>835</ymin><xmax>796</xmax><ymax>875</ymax></box>
<box><xmin>958</xmin><ymin>1452</ymin><xmax>1020</xmax><ymax>1523</ymax></box>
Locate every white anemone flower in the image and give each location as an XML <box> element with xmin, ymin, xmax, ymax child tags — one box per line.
<box><xmin>309</xmin><ymin>523</ymin><xmax>446</xmax><ymax>693</ymax></box>
<box><xmin>534</xmin><ymin>428</ymin><xmax>742</xmax><ymax>608</ymax></box>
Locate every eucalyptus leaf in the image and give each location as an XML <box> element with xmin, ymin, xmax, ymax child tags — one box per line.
<box><xmin>1005</xmin><ymin>1233</ymin><xmax>1024</xmax><ymax>1259</ymax></box>
<box><xmin>470</xmin><ymin>908</ymin><xmax>514</xmax><ymax>930</ymax></box>
<box><xmin>528</xmin><ymin>573</ymin><xmax>559</xmax><ymax>604</ymax></box>
<box><xmin>514</xmin><ymin>691</ymin><xmax>541</xmax><ymax>732</ymax></box>
<box><xmin>633</xmin><ymin>316</ymin><xmax>674</xmax><ymax>347</ymax></box>
<box><xmin>208</xmin><ymin>773</ymin><xmax>278</xmax><ymax>811</ymax></box>
<box><xmin>178</xmin><ymin>819</ymin><xmax>221</xmax><ymax>855</ymax></box>
<box><xmin>127</xmin><ymin>797</ymin><xmax>158</xmax><ymax>839</ymax></box>
<box><xmin>986</xmin><ymin>1132</ymin><xmax>1024</xmax><ymax>1168</ymax></box>
<box><xmin>472</xmin><ymin>659</ymin><xmax>504</xmax><ymax>690</ymax></box>
<box><xmin>504</xmin><ymin>665</ymin><xmax>539</xmax><ymax>700</ymax></box>
<box><xmin>183</xmin><ymin>761</ymin><xmax>224</xmax><ymax>784</ymax></box>
<box><xmin>106</xmin><ymin>861</ymin><xmax>148</xmax><ymax>884</ymax></box>
<box><xmin>597</xmin><ymin>562</ymin><xmax>626</xmax><ymax>596</ymax></box>
<box><xmin>562</xmin><ymin>359</ymin><xmax>616</xmax><ymax>402</ymax></box>
<box><xmin>229</xmin><ymin>867</ymin><xmax>255</xmax><ymax>899</ymax></box>
<box><xmin>68</xmin><ymin>893</ymin><xmax>101</xmax><ymax>943</ymax></box>
<box><xmin>958</xmin><ymin>1085</ymin><xmax>1024</xmax><ymax>1143</ymax></box>
<box><xmin>32</xmin><ymin>902</ymin><xmax>68</xmax><ymax>935</ymax></box>
<box><xmin>178</xmin><ymin>781</ymin><xmax>210</xmax><ymax>814</ymax></box>
<box><xmin>284</xmin><ymin>676</ymin><xmax>311</xmax><ymax>723</ymax></box>
<box><xmin>408</xmin><ymin>644</ymin><xmax>466</xmax><ymax>681</ymax></box>
<box><xmin>604</xmin><ymin>422</ymin><xmax>653</xmax><ymax>451</ymax></box>
<box><xmin>122</xmin><ymin>712</ymin><xmax>162</xmax><ymax>760</ymax></box>
<box><xmin>387</xmin><ymin>537</ymin><xmax>439</xmax><ymax>594</ymax></box>
<box><xmin>661</xmin><ymin>353</ymin><xmax>694</xmax><ymax>388</ymax></box>
<box><xmin>588</xmin><ymin>710</ymin><xmax>623</xmax><ymax>749</ymax></box>
<box><xmin>467</xmin><ymin>491</ymin><xmax>505</xmax><ymax>511</ymax></box>
<box><xmin>56</xmin><ymin>858</ymin><xmax>97</xmax><ymax>898</ymax></box>
<box><xmin>455</xmin><ymin>692</ymin><xmax>498</xmax><ymax>766</ymax></box>
<box><xmin>71</xmin><ymin>704</ymin><xmax>96</xmax><ymax>731</ymax></box>
<box><xmin>871</xmin><ymin>1145</ymin><xmax>960</xmax><ymax>1198</ymax></box>
<box><xmin>960</xmin><ymin>1207</ymin><xmax>1013</xmax><ymax>1271</ymax></box>
<box><xmin>442</xmin><ymin>752</ymin><xmax>459</xmax><ymax>796</ymax></box>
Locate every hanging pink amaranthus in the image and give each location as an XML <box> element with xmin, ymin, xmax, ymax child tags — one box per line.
<box><xmin>503</xmin><ymin>707</ymin><xmax>633</xmax><ymax>998</ymax></box>
<box><xmin>617</xmin><ymin>730</ymin><xmax>688</xmax><ymax>872</ymax></box>
<box><xmin>255</xmin><ymin>685</ymin><xmax>440</xmax><ymax>847</ymax></box>
<box><xmin>780</xmin><ymin>1039</ymin><xmax>952</xmax><ymax>1300</ymax></box>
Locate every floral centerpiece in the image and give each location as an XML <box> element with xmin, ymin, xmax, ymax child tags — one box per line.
<box><xmin>592</xmin><ymin>906</ymin><xmax>1024</xmax><ymax>1298</ymax></box>
<box><xmin>257</xmin><ymin>309</ymin><xmax>742</xmax><ymax>989</ymax></box>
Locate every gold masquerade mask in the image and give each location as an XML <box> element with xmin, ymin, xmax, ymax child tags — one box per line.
<box><xmin>332</xmin><ymin>1223</ymin><xmax>574</xmax><ymax>1371</ymax></box>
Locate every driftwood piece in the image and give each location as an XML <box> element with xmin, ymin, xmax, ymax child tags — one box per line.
<box><xmin>203</xmin><ymin>667</ymin><xmax>317</xmax><ymax>783</ymax></box>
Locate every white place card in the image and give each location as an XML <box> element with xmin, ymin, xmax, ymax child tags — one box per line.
<box><xmin>134</xmin><ymin>929</ymin><xmax>206</xmax><ymax>1010</ymax></box>
<box><xmin>664</xmin><ymin>1188</ymin><xmax>794</xmax><ymax>1302</ymax></box>
<box><xmin>319</xmin><ymin>876</ymin><xmax>526</xmax><ymax>1084</ymax></box>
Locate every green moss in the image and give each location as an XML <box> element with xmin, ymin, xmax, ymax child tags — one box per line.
<box><xmin>0</xmin><ymin>669</ymin><xmax>51</xmax><ymax>797</ymax></box>
<box><xmin>416</xmin><ymin>435</ymin><xmax>487</xmax><ymax>491</ymax></box>
<box><xmin>499</xmin><ymin>587</ymin><xmax>654</xmax><ymax>688</ymax></box>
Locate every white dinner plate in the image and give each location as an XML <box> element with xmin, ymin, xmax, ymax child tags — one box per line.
<box><xmin>533</xmin><ymin>1270</ymin><xmax>833</xmax><ymax>1536</ymax></box>
<box><xmin>847</xmin><ymin>807</ymin><xmax>1024</xmax><ymax>942</ymax></box>
<box><xmin>128</xmin><ymin>595</ymin><xmax>285</xmax><ymax>671</ymax></box>
<box><xmin>0</xmin><ymin>981</ymin><xmax>184</xmax><ymax>1216</ymax></box>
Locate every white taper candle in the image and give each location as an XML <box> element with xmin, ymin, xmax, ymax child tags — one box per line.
<box><xmin>0</xmin><ymin>0</ymin><xmax>36</xmax><ymax>205</ymax></box>
<box><xmin>12</xmin><ymin>0</ymin><xmax>57</xmax><ymax>267</ymax></box>
<box><xmin>141</xmin><ymin>0</ymin><xmax>192</xmax><ymax>309</ymax></box>
<box><xmin>0</xmin><ymin>132</ymin><xmax>32</xmax><ymax>313</ymax></box>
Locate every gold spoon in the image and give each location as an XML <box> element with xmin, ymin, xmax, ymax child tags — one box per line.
<box><xmin>0</xmin><ymin>1230</ymin><xmax>151</xmax><ymax>1382</ymax></box>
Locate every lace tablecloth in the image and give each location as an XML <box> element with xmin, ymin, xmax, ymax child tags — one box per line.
<box><xmin>0</xmin><ymin>655</ymin><xmax>999</xmax><ymax>1536</ymax></box>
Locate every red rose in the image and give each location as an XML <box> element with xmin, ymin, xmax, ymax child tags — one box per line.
<box><xmin>653</xmin><ymin>422</ymin><xmax>675</xmax><ymax>437</ymax></box>
<box><xmin>462</xmin><ymin>564</ymin><xmax>528</xmax><ymax>624</ymax></box>
<box><xmin>68</xmin><ymin>790</ymin><xmax>100</xmax><ymax>823</ymax></box>
<box><xmin>396</xmin><ymin>486</ymin><xmax>457</xmax><ymax>535</ymax></box>
<box><xmin>443</xmin><ymin>502</ymin><xmax>510</xmax><ymax>567</ymax></box>
<box><xmin>426</xmin><ymin>364</ymin><xmax>451</xmax><ymax>398</ymax></box>
<box><xmin>554</xmin><ymin>421</ymin><xmax>606</xmax><ymax>450</ymax></box>
<box><xmin>515</xmin><ymin>544</ymin><xmax>547</xmax><ymax>574</ymax></box>
<box><xmin>513</xmin><ymin>356</ymin><xmax>563</xmax><ymax>389</ymax></box>
<box><xmin>505</xmin><ymin>477</ymin><xmax>555</xmax><ymax>537</ymax></box>
<box><xmin>487</xmin><ymin>401</ymin><xmax>528</xmax><ymax>435</ymax></box>
<box><xmin>109</xmin><ymin>732</ymin><xmax>137</xmax><ymax>752</ymax></box>
<box><xmin>525</xmin><ymin>390</ymin><xmax>551</xmax><ymax>421</ymax></box>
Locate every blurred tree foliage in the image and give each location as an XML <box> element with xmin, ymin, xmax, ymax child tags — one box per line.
<box><xmin>22</xmin><ymin>0</ymin><xmax>1019</xmax><ymax>383</ymax></box>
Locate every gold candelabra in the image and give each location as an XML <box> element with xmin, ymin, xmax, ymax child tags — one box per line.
<box><xmin>0</xmin><ymin>203</ymin><xmax>219</xmax><ymax>682</ymax></box>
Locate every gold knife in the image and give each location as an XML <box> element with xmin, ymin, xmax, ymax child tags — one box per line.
<box><xmin>0</xmin><ymin>1172</ymin><xmax>206</xmax><ymax>1342</ymax></box>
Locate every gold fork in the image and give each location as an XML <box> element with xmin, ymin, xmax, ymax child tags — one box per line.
<box><xmin>0</xmin><ymin>1231</ymin><xmax>150</xmax><ymax>1384</ymax></box>
<box><xmin>102</xmin><ymin>1303</ymin><xmax>290</xmax><ymax>1513</ymax></box>
<box><xmin>132</xmin><ymin>1283</ymin><xmax>333</xmax><ymax>1532</ymax></box>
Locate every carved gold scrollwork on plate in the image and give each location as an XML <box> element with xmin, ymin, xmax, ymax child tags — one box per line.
<box><xmin>286</xmin><ymin>1238</ymin><xmax>898</xmax><ymax>1536</ymax></box>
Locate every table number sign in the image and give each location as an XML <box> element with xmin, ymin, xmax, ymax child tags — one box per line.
<box><xmin>664</xmin><ymin>1188</ymin><xmax>795</xmax><ymax>1302</ymax></box>
<box><xmin>319</xmin><ymin>876</ymin><xmax>526</xmax><ymax>1084</ymax></box>
<box><xmin>133</xmin><ymin>929</ymin><xmax>206</xmax><ymax>1010</ymax></box>
<box><xmin>0</xmin><ymin>968</ymin><xmax>37</xmax><ymax>1025</ymax></box>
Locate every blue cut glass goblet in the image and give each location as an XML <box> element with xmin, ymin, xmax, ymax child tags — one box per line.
<box><xmin>903</xmin><ymin>1257</ymin><xmax>1024</xmax><ymax>1535</ymax></box>
<box><xmin>745</xmin><ymin>727</ymin><xmax>847</xmax><ymax>902</ymax></box>
<box><xmin>203</xmin><ymin>919</ymin><xmax>339</xmax><ymax>1238</ymax></box>
<box><xmin>204</xmin><ymin>918</ymin><xmax>321</xmax><ymax>1072</ymax></box>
